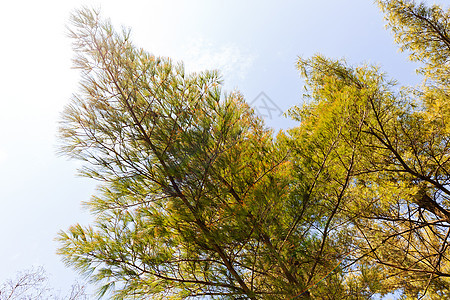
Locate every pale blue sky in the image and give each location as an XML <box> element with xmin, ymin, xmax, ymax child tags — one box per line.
<box><xmin>0</xmin><ymin>0</ymin><xmax>441</xmax><ymax>297</ymax></box>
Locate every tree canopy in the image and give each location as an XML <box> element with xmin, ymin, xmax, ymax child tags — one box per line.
<box><xmin>58</xmin><ymin>1</ymin><xmax>450</xmax><ymax>299</ymax></box>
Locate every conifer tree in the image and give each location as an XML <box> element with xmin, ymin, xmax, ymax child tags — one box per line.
<box><xmin>58</xmin><ymin>1</ymin><xmax>450</xmax><ymax>299</ymax></box>
<box><xmin>58</xmin><ymin>8</ymin><xmax>341</xmax><ymax>299</ymax></box>
<box><xmin>286</xmin><ymin>1</ymin><xmax>450</xmax><ymax>298</ymax></box>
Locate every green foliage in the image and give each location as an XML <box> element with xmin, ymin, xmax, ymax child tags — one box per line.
<box><xmin>58</xmin><ymin>7</ymin><xmax>344</xmax><ymax>300</ymax></box>
<box><xmin>284</xmin><ymin>1</ymin><xmax>450</xmax><ymax>298</ymax></box>
<box><xmin>58</xmin><ymin>1</ymin><xmax>450</xmax><ymax>299</ymax></box>
<box><xmin>379</xmin><ymin>0</ymin><xmax>450</xmax><ymax>85</ymax></box>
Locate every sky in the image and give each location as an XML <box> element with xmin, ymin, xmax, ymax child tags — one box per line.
<box><xmin>0</xmin><ymin>0</ymin><xmax>444</xmax><ymax>297</ymax></box>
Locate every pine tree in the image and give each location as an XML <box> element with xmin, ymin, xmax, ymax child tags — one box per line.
<box><xmin>286</xmin><ymin>1</ymin><xmax>450</xmax><ymax>298</ymax></box>
<box><xmin>57</xmin><ymin>8</ymin><xmax>338</xmax><ymax>299</ymax></box>
<box><xmin>58</xmin><ymin>1</ymin><xmax>450</xmax><ymax>299</ymax></box>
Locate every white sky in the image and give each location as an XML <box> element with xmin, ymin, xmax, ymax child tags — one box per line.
<box><xmin>0</xmin><ymin>0</ymin><xmax>443</xmax><ymax>296</ymax></box>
